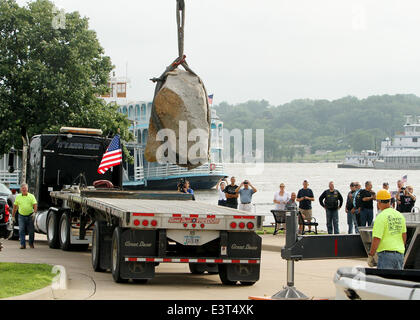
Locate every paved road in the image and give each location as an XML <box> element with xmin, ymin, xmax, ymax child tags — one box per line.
<box><xmin>0</xmin><ymin>235</ymin><xmax>367</xmax><ymax>300</ymax></box>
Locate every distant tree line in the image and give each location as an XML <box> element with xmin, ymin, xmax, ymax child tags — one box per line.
<box><xmin>215</xmin><ymin>95</ymin><xmax>420</xmax><ymax>162</ymax></box>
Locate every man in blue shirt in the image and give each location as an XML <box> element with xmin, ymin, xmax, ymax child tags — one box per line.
<box><xmin>235</xmin><ymin>180</ymin><xmax>257</xmax><ymax>212</ymax></box>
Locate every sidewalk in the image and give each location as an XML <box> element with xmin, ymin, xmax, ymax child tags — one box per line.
<box><xmin>0</xmin><ymin>235</ymin><xmax>368</xmax><ymax>300</ymax></box>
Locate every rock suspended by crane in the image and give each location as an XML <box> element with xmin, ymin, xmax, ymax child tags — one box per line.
<box><xmin>145</xmin><ymin>0</ymin><xmax>211</xmax><ymax>170</ymax></box>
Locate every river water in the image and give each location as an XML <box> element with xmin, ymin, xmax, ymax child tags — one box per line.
<box><xmin>195</xmin><ymin>163</ymin><xmax>418</xmax><ymax>233</ymax></box>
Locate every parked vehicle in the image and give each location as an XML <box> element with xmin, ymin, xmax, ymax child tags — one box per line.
<box><xmin>0</xmin><ymin>183</ymin><xmax>12</xmax><ymax>239</ymax></box>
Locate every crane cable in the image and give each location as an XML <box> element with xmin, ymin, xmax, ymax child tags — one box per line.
<box><xmin>149</xmin><ymin>0</ymin><xmax>211</xmax><ymax>136</ymax></box>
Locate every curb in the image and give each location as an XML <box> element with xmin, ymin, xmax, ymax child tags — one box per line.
<box><xmin>1</xmin><ymin>265</ymin><xmax>68</xmax><ymax>300</ymax></box>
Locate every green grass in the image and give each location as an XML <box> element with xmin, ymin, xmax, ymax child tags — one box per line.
<box><xmin>0</xmin><ymin>263</ymin><xmax>54</xmax><ymax>299</ymax></box>
<box><xmin>294</xmin><ymin>150</ymin><xmax>347</xmax><ymax>163</ymax></box>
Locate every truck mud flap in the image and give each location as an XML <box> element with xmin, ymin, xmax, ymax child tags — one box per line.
<box><xmin>121</xmin><ymin>229</ymin><xmax>157</xmax><ymax>280</ymax></box>
<box><xmin>222</xmin><ymin>232</ymin><xmax>262</xmax><ymax>282</ymax></box>
<box><xmin>221</xmin><ymin>263</ymin><xmax>260</xmax><ymax>282</ymax></box>
<box><xmin>227</xmin><ymin>232</ymin><xmax>262</xmax><ymax>259</ymax></box>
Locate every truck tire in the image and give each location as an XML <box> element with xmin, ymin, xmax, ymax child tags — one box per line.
<box><xmin>92</xmin><ymin>221</ymin><xmax>106</xmax><ymax>272</ymax></box>
<box><xmin>218</xmin><ymin>265</ymin><xmax>237</xmax><ymax>285</ymax></box>
<box><xmin>240</xmin><ymin>281</ymin><xmax>256</xmax><ymax>286</ymax></box>
<box><xmin>189</xmin><ymin>263</ymin><xmax>205</xmax><ymax>275</ymax></box>
<box><xmin>59</xmin><ymin>213</ymin><xmax>73</xmax><ymax>251</ymax></box>
<box><xmin>47</xmin><ymin>211</ymin><xmax>60</xmax><ymax>249</ymax></box>
<box><xmin>111</xmin><ymin>227</ymin><xmax>128</xmax><ymax>283</ymax></box>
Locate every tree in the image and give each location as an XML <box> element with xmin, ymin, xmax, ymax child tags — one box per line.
<box><xmin>0</xmin><ymin>0</ymin><xmax>133</xmax><ymax>181</ymax></box>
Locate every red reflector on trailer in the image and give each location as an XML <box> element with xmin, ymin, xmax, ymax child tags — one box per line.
<box><xmin>173</xmin><ymin>214</ymin><xmax>182</xmax><ymax>218</ymax></box>
<box><xmin>192</xmin><ymin>224</ymin><xmax>196</xmax><ymax>228</ymax></box>
<box><xmin>190</xmin><ymin>215</ymin><xmax>199</xmax><ymax>218</ymax></box>
<box><xmin>247</xmin><ymin>222</ymin><xmax>254</xmax><ymax>229</ymax></box>
<box><xmin>142</xmin><ymin>220</ymin><xmax>149</xmax><ymax>227</ymax></box>
<box><xmin>133</xmin><ymin>213</ymin><xmax>155</xmax><ymax>217</ymax></box>
<box><xmin>183</xmin><ymin>223</ymin><xmax>188</xmax><ymax>228</ymax></box>
<box><xmin>198</xmin><ymin>259</ymin><xmax>206</xmax><ymax>263</ymax></box>
<box><xmin>239</xmin><ymin>222</ymin><xmax>245</xmax><ymax>229</ymax></box>
<box><xmin>234</xmin><ymin>216</ymin><xmax>256</xmax><ymax>220</ymax></box>
<box><xmin>181</xmin><ymin>259</ymin><xmax>189</xmax><ymax>263</ymax></box>
<box><xmin>134</xmin><ymin>220</ymin><xmax>140</xmax><ymax>226</ymax></box>
<box><xmin>230</xmin><ymin>222</ymin><xmax>237</xmax><ymax>229</ymax></box>
<box><xmin>151</xmin><ymin>220</ymin><xmax>158</xmax><ymax>227</ymax></box>
<box><xmin>207</xmin><ymin>215</ymin><xmax>216</xmax><ymax>219</ymax></box>
<box><xmin>200</xmin><ymin>224</ymin><xmax>205</xmax><ymax>229</ymax></box>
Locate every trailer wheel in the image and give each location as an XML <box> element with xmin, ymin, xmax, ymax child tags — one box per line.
<box><xmin>92</xmin><ymin>222</ymin><xmax>106</xmax><ymax>272</ymax></box>
<box><xmin>218</xmin><ymin>265</ymin><xmax>237</xmax><ymax>285</ymax></box>
<box><xmin>111</xmin><ymin>227</ymin><xmax>128</xmax><ymax>283</ymax></box>
<box><xmin>59</xmin><ymin>213</ymin><xmax>72</xmax><ymax>251</ymax></box>
<box><xmin>189</xmin><ymin>263</ymin><xmax>205</xmax><ymax>275</ymax></box>
<box><xmin>47</xmin><ymin>211</ymin><xmax>60</xmax><ymax>249</ymax></box>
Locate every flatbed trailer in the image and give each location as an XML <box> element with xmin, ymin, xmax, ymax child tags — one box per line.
<box><xmin>48</xmin><ymin>189</ymin><xmax>264</xmax><ymax>285</ymax></box>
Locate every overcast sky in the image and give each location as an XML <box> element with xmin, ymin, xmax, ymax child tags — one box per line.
<box><xmin>17</xmin><ymin>0</ymin><xmax>420</xmax><ymax>105</ymax></box>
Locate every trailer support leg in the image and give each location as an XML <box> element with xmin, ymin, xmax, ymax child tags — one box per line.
<box><xmin>271</xmin><ymin>259</ymin><xmax>308</xmax><ymax>299</ymax></box>
<box><xmin>271</xmin><ymin>209</ymin><xmax>308</xmax><ymax>300</ymax></box>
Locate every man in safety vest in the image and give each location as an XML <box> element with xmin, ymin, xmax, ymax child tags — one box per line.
<box><xmin>368</xmin><ymin>189</ymin><xmax>407</xmax><ymax>270</ymax></box>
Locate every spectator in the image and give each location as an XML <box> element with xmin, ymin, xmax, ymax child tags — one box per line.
<box><xmin>235</xmin><ymin>180</ymin><xmax>257</xmax><ymax>212</ymax></box>
<box><xmin>12</xmin><ymin>183</ymin><xmax>38</xmax><ymax>249</ymax></box>
<box><xmin>297</xmin><ymin>180</ymin><xmax>315</xmax><ymax>234</ymax></box>
<box><xmin>286</xmin><ymin>192</ymin><xmax>298</xmax><ymax>209</ymax></box>
<box><xmin>216</xmin><ymin>178</ymin><xmax>227</xmax><ymax>207</ymax></box>
<box><xmin>352</xmin><ymin>182</ymin><xmax>362</xmax><ymax>227</ymax></box>
<box><xmin>382</xmin><ymin>182</ymin><xmax>396</xmax><ymax>209</ymax></box>
<box><xmin>273</xmin><ymin>183</ymin><xmax>290</xmax><ymax>211</ymax></box>
<box><xmin>396</xmin><ymin>180</ymin><xmax>405</xmax><ymax>212</ymax></box>
<box><xmin>224</xmin><ymin>177</ymin><xmax>239</xmax><ymax>209</ymax></box>
<box><xmin>399</xmin><ymin>186</ymin><xmax>416</xmax><ymax>213</ymax></box>
<box><xmin>179</xmin><ymin>180</ymin><xmax>195</xmax><ymax>200</ymax></box>
<box><xmin>345</xmin><ymin>182</ymin><xmax>359</xmax><ymax>234</ymax></box>
<box><xmin>359</xmin><ymin>181</ymin><xmax>376</xmax><ymax>227</ymax></box>
<box><xmin>319</xmin><ymin>181</ymin><xmax>343</xmax><ymax>235</ymax></box>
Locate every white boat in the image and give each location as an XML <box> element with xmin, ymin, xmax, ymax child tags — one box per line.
<box><xmin>337</xmin><ymin>150</ymin><xmax>378</xmax><ymax>168</ymax></box>
<box><xmin>339</xmin><ymin>115</ymin><xmax>420</xmax><ymax>169</ymax></box>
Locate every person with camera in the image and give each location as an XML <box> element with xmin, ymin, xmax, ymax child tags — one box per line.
<box><xmin>178</xmin><ymin>179</ymin><xmax>195</xmax><ymax>200</ymax></box>
<box><xmin>397</xmin><ymin>185</ymin><xmax>416</xmax><ymax>213</ymax></box>
<box><xmin>216</xmin><ymin>177</ymin><xmax>228</xmax><ymax>207</ymax></box>
<box><xmin>235</xmin><ymin>180</ymin><xmax>257</xmax><ymax>212</ymax></box>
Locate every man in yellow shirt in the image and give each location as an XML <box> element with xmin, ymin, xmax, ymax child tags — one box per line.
<box><xmin>12</xmin><ymin>183</ymin><xmax>38</xmax><ymax>249</ymax></box>
<box><xmin>368</xmin><ymin>189</ymin><xmax>407</xmax><ymax>270</ymax></box>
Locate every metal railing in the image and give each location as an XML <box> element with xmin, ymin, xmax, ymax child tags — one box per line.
<box><xmin>0</xmin><ymin>170</ymin><xmax>20</xmax><ymax>185</ymax></box>
<box><xmin>146</xmin><ymin>163</ymin><xmax>224</xmax><ymax>179</ymax></box>
<box><xmin>134</xmin><ymin>167</ymin><xmax>145</xmax><ymax>181</ymax></box>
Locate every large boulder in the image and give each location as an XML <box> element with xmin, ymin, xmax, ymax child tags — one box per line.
<box><xmin>145</xmin><ymin>69</ymin><xmax>210</xmax><ymax>169</ymax></box>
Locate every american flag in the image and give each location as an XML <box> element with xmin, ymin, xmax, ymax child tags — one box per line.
<box><xmin>402</xmin><ymin>175</ymin><xmax>408</xmax><ymax>184</ymax></box>
<box><xmin>208</xmin><ymin>94</ymin><xmax>214</xmax><ymax>105</ymax></box>
<box><xmin>97</xmin><ymin>135</ymin><xmax>123</xmax><ymax>174</ymax></box>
